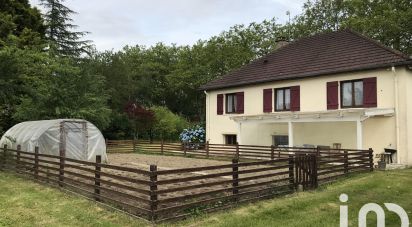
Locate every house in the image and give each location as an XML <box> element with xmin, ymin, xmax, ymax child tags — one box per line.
<box><xmin>201</xmin><ymin>30</ymin><xmax>412</xmax><ymax>165</ymax></box>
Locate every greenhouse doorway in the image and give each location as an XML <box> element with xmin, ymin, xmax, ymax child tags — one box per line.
<box><xmin>60</xmin><ymin>121</ymin><xmax>88</xmax><ymax>160</ymax></box>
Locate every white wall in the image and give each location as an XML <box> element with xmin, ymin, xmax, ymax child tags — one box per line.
<box><xmin>205</xmin><ymin>66</ymin><xmax>412</xmax><ymax>164</ymax></box>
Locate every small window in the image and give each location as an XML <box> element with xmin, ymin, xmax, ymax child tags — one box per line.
<box><xmin>226</xmin><ymin>93</ymin><xmax>237</xmax><ymax>113</ymax></box>
<box><xmin>273</xmin><ymin>135</ymin><xmax>289</xmax><ymax>147</ymax></box>
<box><xmin>225</xmin><ymin>134</ymin><xmax>237</xmax><ymax>145</ymax></box>
<box><xmin>341</xmin><ymin>80</ymin><xmax>363</xmax><ymax>108</ymax></box>
<box><xmin>275</xmin><ymin>88</ymin><xmax>291</xmax><ymax>111</ymax></box>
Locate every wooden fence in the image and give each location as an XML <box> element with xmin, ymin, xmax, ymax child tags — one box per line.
<box><xmin>0</xmin><ymin>143</ymin><xmax>373</xmax><ymax>222</ymax></box>
<box><xmin>108</xmin><ymin>140</ymin><xmax>373</xmax><ymax>178</ymax></box>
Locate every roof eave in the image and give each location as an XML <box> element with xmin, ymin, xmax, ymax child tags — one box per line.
<box><xmin>200</xmin><ymin>60</ymin><xmax>412</xmax><ymax>91</ymax></box>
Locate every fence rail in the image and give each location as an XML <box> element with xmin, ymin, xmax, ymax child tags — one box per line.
<box><xmin>0</xmin><ymin>141</ymin><xmax>373</xmax><ymax>223</ymax></box>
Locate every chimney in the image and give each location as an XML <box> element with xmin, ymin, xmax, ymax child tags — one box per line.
<box><xmin>275</xmin><ymin>36</ymin><xmax>289</xmax><ymax>49</ymax></box>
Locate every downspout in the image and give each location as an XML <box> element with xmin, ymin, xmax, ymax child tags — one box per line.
<box><xmin>204</xmin><ymin>90</ymin><xmax>210</xmax><ymax>142</ymax></box>
<box><xmin>392</xmin><ymin>66</ymin><xmax>401</xmax><ymax>164</ymax></box>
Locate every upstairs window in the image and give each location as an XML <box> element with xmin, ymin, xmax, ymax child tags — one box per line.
<box><xmin>226</xmin><ymin>93</ymin><xmax>237</xmax><ymax>113</ymax></box>
<box><xmin>341</xmin><ymin>80</ymin><xmax>363</xmax><ymax>108</ymax></box>
<box><xmin>275</xmin><ymin>88</ymin><xmax>291</xmax><ymax>111</ymax></box>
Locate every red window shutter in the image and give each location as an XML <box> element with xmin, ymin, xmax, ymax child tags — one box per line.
<box><xmin>327</xmin><ymin>81</ymin><xmax>339</xmax><ymax>110</ymax></box>
<box><xmin>236</xmin><ymin>92</ymin><xmax>244</xmax><ymax>114</ymax></box>
<box><xmin>290</xmin><ymin>86</ymin><xmax>300</xmax><ymax>111</ymax></box>
<box><xmin>363</xmin><ymin>77</ymin><xmax>377</xmax><ymax>107</ymax></box>
<box><xmin>263</xmin><ymin>89</ymin><xmax>273</xmax><ymax>113</ymax></box>
<box><xmin>217</xmin><ymin>94</ymin><xmax>224</xmax><ymax>115</ymax></box>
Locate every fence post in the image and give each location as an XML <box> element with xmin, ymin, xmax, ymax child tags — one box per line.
<box><xmin>133</xmin><ymin>139</ymin><xmax>137</xmax><ymax>153</ymax></box>
<box><xmin>205</xmin><ymin>141</ymin><xmax>209</xmax><ymax>158</ymax></box>
<box><xmin>95</xmin><ymin>155</ymin><xmax>101</xmax><ymax>201</ymax></box>
<box><xmin>16</xmin><ymin>145</ymin><xmax>21</xmax><ymax>170</ymax></box>
<box><xmin>344</xmin><ymin>150</ymin><xmax>349</xmax><ymax>174</ymax></box>
<box><xmin>183</xmin><ymin>142</ymin><xmax>187</xmax><ymax>156</ymax></box>
<box><xmin>368</xmin><ymin>148</ymin><xmax>374</xmax><ymax>171</ymax></box>
<box><xmin>235</xmin><ymin>143</ymin><xmax>240</xmax><ymax>159</ymax></box>
<box><xmin>59</xmin><ymin>154</ymin><xmax>65</xmax><ymax>187</ymax></box>
<box><xmin>34</xmin><ymin>146</ymin><xmax>39</xmax><ymax>179</ymax></box>
<box><xmin>149</xmin><ymin>164</ymin><xmax>158</xmax><ymax>222</ymax></box>
<box><xmin>2</xmin><ymin>144</ymin><xmax>7</xmax><ymax>170</ymax></box>
<box><xmin>232</xmin><ymin>158</ymin><xmax>239</xmax><ymax>201</ymax></box>
<box><xmin>270</xmin><ymin>145</ymin><xmax>275</xmax><ymax>160</ymax></box>
<box><xmin>288</xmin><ymin>155</ymin><xmax>295</xmax><ymax>190</ymax></box>
<box><xmin>161</xmin><ymin>139</ymin><xmax>164</xmax><ymax>155</ymax></box>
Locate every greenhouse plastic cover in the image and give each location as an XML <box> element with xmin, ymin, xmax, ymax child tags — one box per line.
<box><xmin>0</xmin><ymin>119</ymin><xmax>107</xmax><ymax>163</ymax></box>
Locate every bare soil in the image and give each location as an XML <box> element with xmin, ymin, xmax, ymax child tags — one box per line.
<box><xmin>107</xmin><ymin>153</ymin><xmax>231</xmax><ymax>170</ymax></box>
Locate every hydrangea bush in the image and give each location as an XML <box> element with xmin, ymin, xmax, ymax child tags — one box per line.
<box><xmin>179</xmin><ymin>125</ymin><xmax>205</xmax><ymax>144</ymax></box>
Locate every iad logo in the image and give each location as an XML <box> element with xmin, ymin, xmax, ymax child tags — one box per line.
<box><xmin>339</xmin><ymin>194</ymin><xmax>409</xmax><ymax>227</ymax></box>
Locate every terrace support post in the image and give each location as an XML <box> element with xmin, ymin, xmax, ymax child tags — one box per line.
<box><xmin>270</xmin><ymin>145</ymin><xmax>275</xmax><ymax>160</ymax></box>
<box><xmin>95</xmin><ymin>155</ymin><xmax>101</xmax><ymax>201</ymax></box>
<box><xmin>149</xmin><ymin>164</ymin><xmax>158</xmax><ymax>222</ymax></box>
<box><xmin>16</xmin><ymin>145</ymin><xmax>21</xmax><ymax>170</ymax></box>
<box><xmin>161</xmin><ymin>139</ymin><xmax>164</xmax><ymax>155</ymax></box>
<box><xmin>34</xmin><ymin>146</ymin><xmax>39</xmax><ymax>179</ymax></box>
<box><xmin>344</xmin><ymin>150</ymin><xmax>349</xmax><ymax>174</ymax></box>
<box><xmin>2</xmin><ymin>144</ymin><xmax>7</xmax><ymax>170</ymax></box>
<box><xmin>205</xmin><ymin>141</ymin><xmax>209</xmax><ymax>158</ymax></box>
<box><xmin>368</xmin><ymin>148</ymin><xmax>374</xmax><ymax>171</ymax></box>
<box><xmin>235</xmin><ymin>142</ymin><xmax>240</xmax><ymax>159</ymax></box>
<box><xmin>232</xmin><ymin>158</ymin><xmax>239</xmax><ymax>201</ymax></box>
<box><xmin>59</xmin><ymin>155</ymin><xmax>65</xmax><ymax>187</ymax></box>
<box><xmin>288</xmin><ymin>155</ymin><xmax>295</xmax><ymax>191</ymax></box>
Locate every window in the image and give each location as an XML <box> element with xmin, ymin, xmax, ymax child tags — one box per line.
<box><xmin>273</xmin><ymin>135</ymin><xmax>289</xmax><ymax>147</ymax></box>
<box><xmin>341</xmin><ymin>80</ymin><xmax>363</xmax><ymax>108</ymax></box>
<box><xmin>275</xmin><ymin>88</ymin><xmax>291</xmax><ymax>111</ymax></box>
<box><xmin>226</xmin><ymin>93</ymin><xmax>237</xmax><ymax>113</ymax></box>
<box><xmin>225</xmin><ymin>134</ymin><xmax>237</xmax><ymax>145</ymax></box>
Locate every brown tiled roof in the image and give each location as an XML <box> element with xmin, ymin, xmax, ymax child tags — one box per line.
<box><xmin>201</xmin><ymin>30</ymin><xmax>412</xmax><ymax>90</ymax></box>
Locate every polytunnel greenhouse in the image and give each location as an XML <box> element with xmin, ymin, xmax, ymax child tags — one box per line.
<box><xmin>0</xmin><ymin>119</ymin><xmax>107</xmax><ymax>162</ymax></box>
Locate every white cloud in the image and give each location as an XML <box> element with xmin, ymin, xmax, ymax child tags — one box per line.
<box><xmin>30</xmin><ymin>0</ymin><xmax>305</xmax><ymax>51</ymax></box>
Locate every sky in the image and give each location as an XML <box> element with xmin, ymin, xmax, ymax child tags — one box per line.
<box><xmin>29</xmin><ymin>0</ymin><xmax>306</xmax><ymax>51</ymax></box>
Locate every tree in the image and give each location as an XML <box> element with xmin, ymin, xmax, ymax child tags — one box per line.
<box><xmin>292</xmin><ymin>0</ymin><xmax>412</xmax><ymax>55</ymax></box>
<box><xmin>124</xmin><ymin>101</ymin><xmax>154</xmax><ymax>139</ymax></box>
<box><xmin>151</xmin><ymin>106</ymin><xmax>189</xmax><ymax>141</ymax></box>
<box><xmin>12</xmin><ymin>55</ymin><xmax>111</xmax><ymax>129</ymax></box>
<box><xmin>0</xmin><ymin>0</ymin><xmax>45</xmax><ymax>48</ymax></box>
<box><xmin>40</xmin><ymin>0</ymin><xmax>91</xmax><ymax>57</ymax></box>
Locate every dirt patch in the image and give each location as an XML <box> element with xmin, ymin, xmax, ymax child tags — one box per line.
<box><xmin>107</xmin><ymin>153</ymin><xmax>231</xmax><ymax>170</ymax></box>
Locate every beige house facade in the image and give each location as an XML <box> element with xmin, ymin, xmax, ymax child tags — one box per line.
<box><xmin>201</xmin><ymin>30</ymin><xmax>412</xmax><ymax>165</ymax></box>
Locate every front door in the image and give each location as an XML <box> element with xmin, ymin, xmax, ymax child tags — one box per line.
<box><xmin>60</xmin><ymin>121</ymin><xmax>88</xmax><ymax>160</ymax></box>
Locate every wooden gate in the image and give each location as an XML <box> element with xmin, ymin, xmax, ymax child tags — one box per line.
<box><xmin>294</xmin><ymin>154</ymin><xmax>318</xmax><ymax>190</ymax></box>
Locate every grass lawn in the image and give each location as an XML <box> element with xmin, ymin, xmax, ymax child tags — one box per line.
<box><xmin>175</xmin><ymin>168</ymin><xmax>412</xmax><ymax>227</ymax></box>
<box><xmin>0</xmin><ymin>169</ymin><xmax>411</xmax><ymax>227</ymax></box>
<box><xmin>0</xmin><ymin>172</ymin><xmax>147</xmax><ymax>227</ymax></box>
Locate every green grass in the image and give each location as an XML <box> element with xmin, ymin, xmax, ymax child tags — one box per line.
<box><xmin>173</xmin><ymin>169</ymin><xmax>412</xmax><ymax>227</ymax></box>
<box><xmin>0</xmin><ymin>169</ymin><xmax>411</xmax><ymax>227</ymax></box>
<box><xmin>0</xmin><ymin>172</ymin><xmax>147</xmax><ymax>227</ymax></box>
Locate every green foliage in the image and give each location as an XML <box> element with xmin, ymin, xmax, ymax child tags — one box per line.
<box><xmin>40</xmin><ymin>0</ymin><xmax>91</xmax><ymax>57</ymax></box>
<box><xmin>12</xmin><ymin>55</ymin><xmax>111</xmax><ymax>129</ymax></box>
<box><xmin>292</xmin><ymin>0</ymin><xmax>412</xmax><ymax>54</ymax></box>
<box><xmin>0</xmin><ymin>0</ymin><xmax>45</xmax><ymax>48</ymax></box>
<box><xmin>151</xmin><ymin>106</ymin><xmax>189</xmax><ymax>140</ymax></box>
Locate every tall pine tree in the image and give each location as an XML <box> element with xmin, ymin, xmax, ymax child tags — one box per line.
<box><xmin>40</xmin><ymin>0</ymin><xmax>91</xmax><ymax>57</ymax></box>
